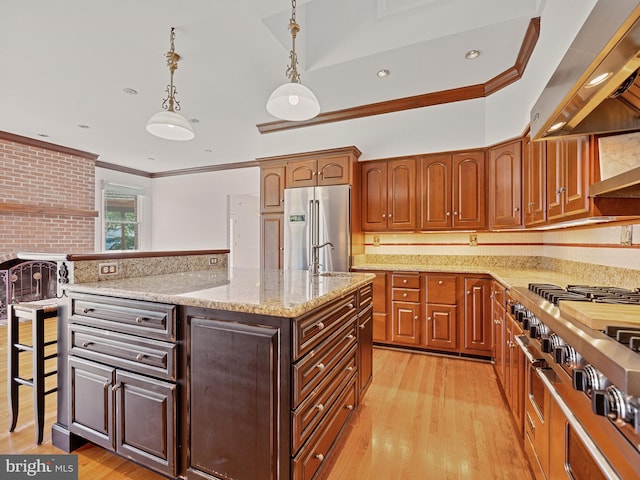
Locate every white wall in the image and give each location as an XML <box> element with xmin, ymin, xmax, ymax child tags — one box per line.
<box><xmin>150</xmin><ymin>167</ymin><xmax>260</xmax><ymax>251</ymax></box>
<box><xmin>95</xmin><ymin>167</ymin><xmax>154</xmax><ymax>251</ymax></box>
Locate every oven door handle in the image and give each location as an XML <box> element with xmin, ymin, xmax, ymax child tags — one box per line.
<box><xmin>514</xmin><ymin>335</ymin><xmax>544</xmax><ymax>367</ymax></box>
<box><xmin>537</xmin><ymin>368</ymin><xmax>622</xmax><ymax>480</ymax></box>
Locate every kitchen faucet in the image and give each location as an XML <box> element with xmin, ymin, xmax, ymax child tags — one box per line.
<box><xmin>310</xmin><ymin>242</ymin><xmax>334</xmax><ymax>275</ymax></box>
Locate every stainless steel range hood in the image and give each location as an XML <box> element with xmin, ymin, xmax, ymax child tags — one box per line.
<box><xmin>530</xmin><ymin>1</ymin><xmax>640</xmax><ymax>140</ymax></box>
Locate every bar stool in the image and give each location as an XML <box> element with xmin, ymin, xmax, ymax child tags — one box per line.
<box><xmin>7</xmin><ymin>299</ymin><xmax>58</xmax><ymax>444</ymax></box>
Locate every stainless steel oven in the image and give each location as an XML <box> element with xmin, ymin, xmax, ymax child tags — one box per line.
<box><xmin>510</xmin><ymin>284</ymin><xmax>640</xmax><ymax>480</ymax></box>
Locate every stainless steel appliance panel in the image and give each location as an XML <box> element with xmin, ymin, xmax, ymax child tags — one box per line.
<box><xmin>284</xmin><ymin>185</ymin><xmax>351</xmax><ymax>272</ymax></box>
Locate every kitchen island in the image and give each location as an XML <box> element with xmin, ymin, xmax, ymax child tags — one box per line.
<box><xmin>50</xmin><ymin>261</ymin><xmax>374</xmax><ymax>480</ymax></box>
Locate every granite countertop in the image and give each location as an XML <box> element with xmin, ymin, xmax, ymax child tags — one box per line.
<box><xmin>63</xmin><ymin>268</ymin><xmax>375</xmax><ymax>318</ymax></box>
<box><xmin>353</xmin><ymin>263</ymin><xmax>594</xmax><ymax>291</ymax></box>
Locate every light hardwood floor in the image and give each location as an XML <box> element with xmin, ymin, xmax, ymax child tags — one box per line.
<box><xmin>1</xmin><ymin>321</ymin><xmax>533</xmax><ymax>479</ymax></box>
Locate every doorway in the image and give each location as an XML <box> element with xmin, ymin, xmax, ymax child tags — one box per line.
<box><xmin>227</xmin><ymin>194</ymin><xmax>260</xmax><ymax>268</ymax></box>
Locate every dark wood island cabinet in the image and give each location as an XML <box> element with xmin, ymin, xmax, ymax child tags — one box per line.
<box><xmin>51</xmin><ymin>264</ymin><xmax>373</xmax><ymax>480</ymax></box>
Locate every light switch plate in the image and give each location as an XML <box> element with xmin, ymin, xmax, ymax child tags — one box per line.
<box><xmin>469</xmin><ymin>234</ymin><xmax>478</xmax><ymax>247</ymax></box>
<box><xmin>620</xmin><ymin>225</ymin><xmax>633</xmax><ymax>246</ymax></box>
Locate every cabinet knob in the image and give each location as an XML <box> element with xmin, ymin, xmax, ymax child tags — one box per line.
<box><xmin>427</xmin><ymin>316</ymin><xmax>432</xmax><ymax>321</ymax></box>
<box><xmin>346</xmin><ymin>334</ymin><xmax>355</xmax><ymax>340</ymax></box>
<box><xmin>403</xmin><ymin>292</ymin><xmax>408</xmax><ymax>298</ymax></box>
<box><xmin>345</xmin><ymin>404</ymin><xmax>354</xmax><ymax>411</ymax></box>
<box><xmin>514</xmin><ymin>207</ymin><xmax>520</xmax><ymax>212</ymax></box>
<box><xmin>317</xmin><ymin>321</ymin><xmax>325</xmax><ymax>330</ymax></box>
<box><xmin>382</xmin><ymin>214</ymin><xmax>386</xmax><ymax>218</ymax></box>
<box><xmin>414</xmin><ymin>315</ymin><xmax>418</xmax><ymax>320</ymax></box>
<box><xmin>280</xmin><ymin>198</ymin><xmax>284</xmax><ymax>203</ymax></box>
<box><xmin>136</xmin><ymin>353</ymin><xmax>146</xmax><ymax>361</ymax></box>
<box><xmin>438</xmin><ymin>280</ymin><xmax>443</xmax><ymax>285</ymax></box>
<box><xmin>135</xmin><ymin>316</ymin><xmax>145</xmax><ymax>324</ymax></box>
<box><xmin>446</xmin><ymin>211</ymin><xmax>451</xmax><ymax>216</ymax></box>
<box><xmin>466</xmin><ymin>290</ymin><xmax>471</xmax><ymax>295</ymax></box>
<box><xmin>359</xmin><ymin>323</ymin><xmax>365</xmax><ymax>330</ymax></box>
<box><xmin>314</xmin><ymin>453</ymin><xmax>324</xmax><ymax>462</ymax></box>
<box><xmin>315</xmin><ymin>403</ymin><xmax>325</xmax><ymax>412</ymax></box>
<box><xmin>316</xmin><ymin>363</ymin><xmax>326</xmax><ymax>371</ymax></box>
<box><xmin>346</xmin><ymin>366</ymin><xmax>355</xmax><ymax>372</ymax></box>
<box><xmin>403</xmin><ymin>279</ymin><xmax>408</xmax><ymax>284</ymax></box>
<box><xmin>454</xmin><ymin>211</ymin><xmax>458</xmax><ymax>217</ymax></box>
<box><xmin>347</xmin><ymin>303</ymin><xmax>354</xmax><ymax>309</ymax></box>
<box><xmin>388</xmin><ymin>213</ymin><xmax>392</xmax><ymax>218</ymax></box>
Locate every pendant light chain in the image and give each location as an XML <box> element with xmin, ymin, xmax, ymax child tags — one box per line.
<box><xmin>162</xmin><ymin>27</ymin><xmax>182</xmax><ymax>113</ymax></box>
<box><xmin>287</xmin><ymin>0</ymin><xmax>301</xmax><ymax>84</ymax></box>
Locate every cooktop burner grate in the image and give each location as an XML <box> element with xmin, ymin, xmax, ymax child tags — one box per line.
<box><xmin>527</xmin><ymin>283</ymin><xmax>640</xmax><ymax>306</ymax></box>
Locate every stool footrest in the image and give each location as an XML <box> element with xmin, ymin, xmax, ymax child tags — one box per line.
<box><xmin>44</xmin><ymin>387</ymin><xmax>58</xmax><ymax>396</ymax></box>
<box><xmin>44</xmin><ymin>370</ymin><xmax>57</xmax><ymax>378</ymax></box>
<box><xmin>44</xmin><ymin>353</ymin><xmax>58</xmax><ymax>361</ymax></box>
<box><xmin>43</xmin><ymin>340</ymin><xmax>58</xmax><ymax>347</ymax></box>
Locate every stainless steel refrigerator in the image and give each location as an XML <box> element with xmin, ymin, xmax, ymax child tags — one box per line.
<box><xmin>284</xmin><ymin>184</ymin><xmax>351</xmax><ymax>273</ymax></box>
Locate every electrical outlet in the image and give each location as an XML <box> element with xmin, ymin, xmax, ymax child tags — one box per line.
<box><xmin>620</xmin><ymin>225</ymin><xmax>633</xmax><ymax>246</ymax></box>
<box><xmin>98</xmin><ymin>262</ymin><xmax>118</xmax><ymax>275</ymax></box>
<box><xmin>209</xmin><ymin>257</ymin><xmax>219</xmax><ymax>265</ymax></box>
<box><xmin>469</xmin><ymin>234</ymin><xmax>478</xmax><ymax>247</ymax></box>
<box><xmin>373</xmin><ymin>235</ymin><xmax>380</xmax><ymax>247</ymax></box>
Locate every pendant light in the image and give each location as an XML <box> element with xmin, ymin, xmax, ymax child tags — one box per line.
<box><xmin>266</xmin><ymin>0</ymin><xmax>320</xmax><ymax>122</ymax></box>
<box><xmin>146</xmin><ymin>27</ymin><xmax>195</xmax><ymax>141</ymax></box>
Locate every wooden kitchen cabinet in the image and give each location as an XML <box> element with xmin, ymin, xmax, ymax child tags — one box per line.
<box><xmin>461</xmin><ymin>276</ymin><xmax>493</xmax><ymax>355</ymax></box>
<box><xmin>286</xmin><ymin>154</ymin><xmax>352</xmax><ymax>188</ymax></box>
<box><xmin>357</xmin><ymin>283</ymin><xmax>374</xmax><ymax>399</ymax></box>
<box><xmin>505</xmin><ymin>298</ymin><xmax>525</xmax><ymax>435</ymax></box>
<box><xmin>523</xmin><ymin>136</ymin><xmax>547</xmax><ymax>226</ymax></box>
<box><xmin>488</xmin><ymin>140</ymin><xmax>522</xmax><ymax>229</ymax></box>
<box><xmin>546</xmin><ymin>136</ymin><xmax>590</xmax><ymax>221</ymax></box>
<box><xmin>491</xmin><ymin>281</ymin><xmax>506</xmax><ymax>388</ymax></box>
<box><xmin>352</xmin><ymin>269</ymin><xmax>390</xmax><ymax>343</ymax></box>
<box><xmin>419</xmin><ymin>151</ymin><xmax>486</xmax><ymax>230</ymax></box>
<box><xmin>361</xmin><ymin>158</ymin><xmax>417</xmax><ymax>231</ymax></box>
<box><xmin>261</xmin><ymin>165</ymin><xmax>286</xmax><ymax>213</ymax></box>
<box><xmin>390</xmin><ymin>272</ymin><xmax>422</xmax><ymax>346</ymax></box>
<box><xmin>261</xmin><ymin>212</ymin><xmax>284</xmax><ymax>269</ymax></box>
<box><xmin>425</xmin><ymin>274</ymin><xmax>458</xmax><ymax>352</ymax></box>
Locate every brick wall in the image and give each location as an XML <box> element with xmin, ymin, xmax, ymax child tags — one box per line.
<box><xmin>0</xmin><ymin>131</ymin><xmax>97</xmax><ymax>263</ymax></box>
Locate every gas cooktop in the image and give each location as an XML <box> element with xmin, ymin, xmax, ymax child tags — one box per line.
<box><xmin>528</xmin><ymin>283</ymin><xmax>640</xmax><ymax>306</ymax></box>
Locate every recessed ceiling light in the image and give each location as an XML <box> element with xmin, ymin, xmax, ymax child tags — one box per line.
<box><xmin>586</xmin><ymin>72</ymin><xmax>611</xmax><ymax>87</ymax></box>
<box><xmin>37</xmin><ymin>133</ymin><xmax>49</xmax><ymax>138</ymax></box>
<box><xmin>465</xmin><ymin>50</ymin><xmax>480</xmax><ymax>60</ymax></box>
<box><xmin>377</xmin><ymin>69</ymin><xmax>390</xmax><ymax>78</ymax></box>
<box><xmin>547</xmin><ymin>121</ymin><xmax>566</xmax><ymax>133</ymax></box>
<box><xmin>123</xmin><ymin>88</ymin><xmax>138</xmax><ymax>95</ymax></box>
<box><xmin>77</xmin><ymin>124</ymin><xmax>90</xmax><ymax>129</ymax></box>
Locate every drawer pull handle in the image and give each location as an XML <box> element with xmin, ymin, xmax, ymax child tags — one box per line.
<box><xmin>345</xmin><ymin>404</ymin><xmax>354</xmax><ymax>411</ymax></box>
<box><xmin>82</xmin><ymin>308</ymin><xmax>94</xmax><ymax>314</ymax></box>
<box><xmin>316</xmin><ymin>363</ymin><xmax>325</xmax><ymax>371</ymax></box>
<box><xmin>402</xmin><ymin>279</ymin><xmax>408</xmax><ymax>284</ymax></box>
<box><xmin>136</xmin><ymin>353</ymin><xmax>146</xmax><ymax>362</ymax></box>
<box><xmin>346</xmin><ymin>334</ymin><xmax>355</xmax><ymax>340</ymax></box>
<box><xmin>348</xmin><ymin>303</ymin><xmax>354</xmax><ymax>309</ymax></box>
<box><xmin>438</xmin><ymin>280</ymin><xmax>443</xmax><ymax>285</ymax></box>
<box><xmin>316</xmin><ymin>322</ymin><xmax>325</xmax><ymax>330</ymax></box>
<box><xmin>135</xmin><ymin>316</ymin><xmax>145</xmax><ymax>324</ymax></box>
<box><xmin>403</xmin><ymin>293</ymin><xmax>408</xmax><ymax>298</ymax></box>
<box><xmin>82</xmin><ymin>341</ymin><xmax>93</xmax><ymax>348</ymax></box>
<box><xmin>112</xmin><ymin>384</ymin><xmax>122</xmax><ymax>392</ymax></box>
<box><xmin>314</xmin><ymin>453</ymin><xmax>324</xmax><ymax>461</ymax></box>
<box><xmin>103</xmin><ymin>381</ymin><xmax>111</xmax><ymax>389</ymax></box>
<box><xmin>315</xmin><ymin>403</ymin><xmax>325</xmax><ymax>412</ymax></box>
<box><xmin>346</xmin><ymin>366</ymin><xmax>355</xmax><ymax>372</ymax></box>
<box><xmin>359</xmin><ymin>323</ymin><xmax>365</xmax><ymax>330</ymax></box>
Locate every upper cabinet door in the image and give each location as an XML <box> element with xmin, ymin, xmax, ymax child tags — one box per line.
<box><xmin>563</xmin><ymin>135</ymin><xmax>590</xmax><ymax>216</ymax></box>
<box><xmin>546</xmin><ymin>139</ymin><xmax>564</xmax><ymax>220</ymax></box>
<box><xmin>523</xmin><ymin>137</ymin><xmax>547</xmax><ymax>226</ymax></box>
<box><xmin>419</xmin><ymin>154</ymin><xmax>452</xmax><ymax>230</ymax></box>
<box><xmin>453</xmin><ymin>152</ymin><xmax>486</xmax><ymax>229</ymax></box>
<box><xmin>387</xmin><ymin>158</ymin><xmax>417</xmax><ymax>230</ymax></box>
<box><xmin>317</xmin><ymin>155</ymin><xmax>350</xmax><ymax>186</ymax></box>
<box><xmin>361</xmin><ymin>161</ymin><xmax>389</xmax><ymax>231</ymax></box>
<box><xmin>286</xmin><ymin>159</ymin><xmax>317</xmax><ymax>188</ymax></box>
<box><xmin>488</xmin><ymin>141</ymin><xmax>522</xmax><ymax>229</ymax></box>
<box><xmin>261</xmin><ymin>166</ymin><xmax>286</xmax><ymax>213</ymax></box>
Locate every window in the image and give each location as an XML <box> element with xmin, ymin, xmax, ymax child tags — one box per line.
<box><xmin>102</xmin><ymin>183</ymin><xmax>144</xmax><ymax>251</ymax></box>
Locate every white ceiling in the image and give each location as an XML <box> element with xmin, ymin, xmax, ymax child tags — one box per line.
<box><xmin>1</xmin><ymin>0</ymin><xmax>544</xmax><ymax>172</ymax></box>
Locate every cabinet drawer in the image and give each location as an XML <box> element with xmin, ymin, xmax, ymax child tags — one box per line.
<box><xmin>292</xmin><ymin>347</ymin><xmax>356</xmax><ymax>452</ymax></box>
<box><xmin>426</xmin><ymin>275</ymin><xmax>457</xmax><ymax>304</ymax></box>
<box><xmin>358</xmin><ymin>283</ymin><xmax>373</xmax><ymax>312</ymax></box>
<box><xmin>69</xmin><ymin>325</ymin><xmax>177</xmax><ymax>381</ymax></box>
<box><xmin>292</xmin><ymin>378</ymin><xmax>357</xmax><ymax>480</ymax></box>
<box><xmin>392</xmin><ymin>288</ymin><xmax>420</xmax><ymax>303</ymax></box>
<box><xmin>294</xmin><ymin>292</ymin><xmax>357</xmax><ymax>360</ymax></box>
<box><xmin>392</xmin><ymin>273</ymin><xmax>420</xmax><ymax>289</ymax></box>
<box><xmin>293</xmin><ymin>319</ymin><xmax>357</xmax><ymax>407</ymax></box>
<box><xmin>70</xmin><ymin>292</ymin><xmax>176</xmax><ymax>341</ymax></box>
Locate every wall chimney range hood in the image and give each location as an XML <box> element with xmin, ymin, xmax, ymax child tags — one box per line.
<box><xmin>530</xmin><ymin>1</ymin><xmax>640</xmax><ymax>140</ymax></box>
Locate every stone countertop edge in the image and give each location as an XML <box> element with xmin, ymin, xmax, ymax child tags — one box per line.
<box><xmin>352</xmin><ymin>263</ymin><xmax>594</xmax><ymax>291</ymax></box>
<box><xmin>62</xmin><ymin>269</ymin><xmax>376</xmax><ymax>318</ymax></box>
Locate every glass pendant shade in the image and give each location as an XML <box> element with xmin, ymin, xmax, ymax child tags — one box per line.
<box><xmin>146</xmin><ymin>110</ymin><xmax>195</xmax><ymax>141</ymax></box>
<box><xmin>266</xmin><ymin>81</ymin><xmax>320</xmax><ymax>121</ymax></box>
